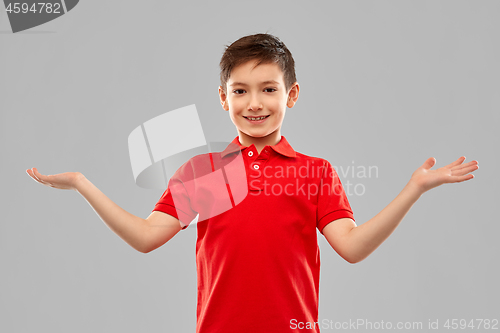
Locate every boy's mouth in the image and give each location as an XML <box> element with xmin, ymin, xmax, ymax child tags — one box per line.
<box><xmin>243</xmin><ymin>115</ymin><xmax>270</xmax><ymax>121</ymax></box>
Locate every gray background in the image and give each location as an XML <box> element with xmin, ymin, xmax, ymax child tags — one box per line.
<box><xmin>1</xmin><ymin>0</ymin><xmax>498</xmax><ymax>332</ymax></box>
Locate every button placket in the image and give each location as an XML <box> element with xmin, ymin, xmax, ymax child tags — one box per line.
<box><xmin>253</xmin><ymin>149</ymin><xmax>271</xmax><ymax>183</ymax></box>
<box><xmin>245</xmin><ymin>148</ymin><xmax>259</xmax><ymax>190</ymax></box>
<box><xmin>246</xmin><ymin>146</ymin><xmax>272</xmax><ymax>191</ymax></box>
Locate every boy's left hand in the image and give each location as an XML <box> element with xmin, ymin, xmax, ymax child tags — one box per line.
<box><xmin>409</xmin><ymin>156</ymin><xmax>479</xmax><ymax>194</ymax></box>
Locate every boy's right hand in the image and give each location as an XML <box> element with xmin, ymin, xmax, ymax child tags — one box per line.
<box><xmin>26</xmin><ymin>167</ymin><xmax>84</xmax><ymax>191</ymax></box>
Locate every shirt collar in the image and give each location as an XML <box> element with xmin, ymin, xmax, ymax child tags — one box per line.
<box><xmin>221</xmin><ymin>135</ymin><xmax>297</xmax><ymax>158</ymax></box>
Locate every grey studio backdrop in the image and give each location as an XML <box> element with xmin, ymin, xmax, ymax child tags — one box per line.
<box><xmin>1</xmin><ymin>1</ymin><xmax>498</xmax><ymax>332</ymax></box>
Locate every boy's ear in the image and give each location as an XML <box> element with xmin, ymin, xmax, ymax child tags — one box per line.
<box><xmin>218</xmin><ymin>86</ymin><xmax>229</xmax><ymax>111</ymax></box>
<box><xmin>286</xmin><ymin>82</ymin><xmax>300</xmax><ymax>108</ymax></box>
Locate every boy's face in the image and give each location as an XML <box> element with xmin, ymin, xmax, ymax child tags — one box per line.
<box><xmin>218</xmin><ymin>60</ymin><xmax>299</xmax><ymax>144</ymax></box>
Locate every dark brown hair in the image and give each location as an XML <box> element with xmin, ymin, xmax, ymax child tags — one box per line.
<box><xmin>219</xmin><ymin>33</ymin><xmax>297</xmax><ymax>95</ymax></box>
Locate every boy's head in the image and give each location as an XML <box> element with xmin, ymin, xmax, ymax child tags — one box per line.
<box><xmin>218</xmin><ymin>33</ymin><xmax>299</xmax><ymax>145</ymax></box>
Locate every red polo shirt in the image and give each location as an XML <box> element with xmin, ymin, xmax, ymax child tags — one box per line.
<box><xmin>152</xmin><ymin>136</ymin><xmax>354</xmax><ymax>333</ymax></box>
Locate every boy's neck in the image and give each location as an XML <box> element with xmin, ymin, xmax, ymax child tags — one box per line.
<box><xmin>238</xmin><ymin>131</ymin><xmax>282</xmax><ymax>154</ymax></box>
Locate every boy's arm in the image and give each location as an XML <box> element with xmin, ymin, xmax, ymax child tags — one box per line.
<box><xmin>74</xmin><ymin>175</ymin><xmax>182</xmax><ymax>253</ymax></box>
<box><xmin>26</xmin><ymin>166</ymin><xmax>182</xmax><ymax>254</ymax></box>
<box><xmin>143</xmin><ymin>211</ymin><xmax>183</xmax><ymax>253</ymax></box>
<box><xmin>323</xmin><ymin>156</ymin><xmax>478</xmax><ymax>264</ymax></box>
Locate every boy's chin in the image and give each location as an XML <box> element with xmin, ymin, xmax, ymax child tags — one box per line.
<box><xmin>240</xmin><ymin>130</ymin><xmax>274</xmax><ymax>138</ymax></box>
<box><xmin>243</xmin><ymin>132</ymin><xmax>264</xmax><ymax>138</ymax></box>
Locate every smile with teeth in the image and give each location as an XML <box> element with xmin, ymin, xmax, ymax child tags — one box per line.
<box><xmin>245</xmin><ymin>115</ymin><xmax>269</xmax><ymax>120</ymax></box>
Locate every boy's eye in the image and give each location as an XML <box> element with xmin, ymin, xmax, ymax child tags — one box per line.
<box><xmin>233</xmin><ymin>88</ymin><xmax>276</xmax><ymax>94</ymax></box>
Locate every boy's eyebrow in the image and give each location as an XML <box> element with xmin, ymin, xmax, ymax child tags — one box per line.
<box><xmin>229</xmin><ymin>80</ymin><xmax>280</xmax><ymax>87</ymax></box>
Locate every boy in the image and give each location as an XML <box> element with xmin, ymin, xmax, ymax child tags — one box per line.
<box><xmin>26</xmin><ymin>33</ymin><xmax>479</xmax><ymax>333</ymax></box>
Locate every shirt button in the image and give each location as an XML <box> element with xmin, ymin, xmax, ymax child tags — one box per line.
<box><xmin>248</xmin><ymin>151</ymin><xmax>254</xmax><ymax>157</ymax></box>
<box><xmin>253</xmin><ymin>164</ymin><xmax>259</xmax><ymax>170</ymax></box>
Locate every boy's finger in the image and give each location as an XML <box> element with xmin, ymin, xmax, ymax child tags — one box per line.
<box><xmin>33</xmin><ymin>168</ymin><xmax>50</xmax><ymax>185</ymax></box>
<box><xmin>26</xmin><ymin>169</ymin><xmax>39</xmax><ymax>182</ymax></box>
<box><xmin>421</xmin><ymin>157</ymin><xmax>436</xmax><ymax>170</ymax></box>
<box><xmin>31</xmin><ymin>168</ymin><xmax>42</xmax><ymax>180</ymax></box>
<box><xmin>454</xmin><ymin>174</ymin><xmax>474</xmax><ymax>182</ymax></box>
<box><xmin>28</xmin><ymin>168</ymin><xmax>41</xmax><ymax>182</ymax></box>
<box><xmin>456</xmin><ymin>164</ymin><xmax>479</xmax><ymax>175</ymax></box>
<box><xmin>449</xmin><ymin>156</ymin><xmax>466</xmax><ymax>167</ymax></box>
<box><xmin>451</xmin><ymin>160</ymin><xmax>478</xmax><ymax>171</ymax></box>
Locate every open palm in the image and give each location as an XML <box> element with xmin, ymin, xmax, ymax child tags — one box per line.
<box><xmin>26</xmin><ymin>167</ymin><xmax>83</xmax><ymax>191</ymax></box>
<box><xmin>410</xmin><ymin>156</ymin><xmax>479</xmax><ymax>193</ymax></box>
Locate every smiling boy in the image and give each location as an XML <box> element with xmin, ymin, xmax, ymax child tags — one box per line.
<box><xmin>219</xmin><ymin>56</ymin><xmax>298</xmax><ymax>154</ymax></box>
<box><xmin>27</xmin><ymin>33</ymin><xmax>478</xmax><ymax>333</ymax></box>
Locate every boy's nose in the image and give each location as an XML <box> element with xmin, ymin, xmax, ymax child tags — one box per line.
<box><xmin>248</xmin><ymin>96</ymin><xmax>263</xmax><ymax>111</ymax></box>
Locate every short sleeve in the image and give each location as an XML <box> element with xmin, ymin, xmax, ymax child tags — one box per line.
<box><xmin>317</xmin><ymin>160</ymin><xmax>355</xmax><ymax>234</ymax></box>
<box><xmin>152</xmin><ymin>162</ymin><xmax>198</xmax><ymax>230</ymax></box>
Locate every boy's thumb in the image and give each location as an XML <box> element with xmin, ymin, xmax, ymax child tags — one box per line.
<box><xmin>422</xmin><ymin>157</ymin><xmax>436</xmax><ymax>170</ymax></box>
